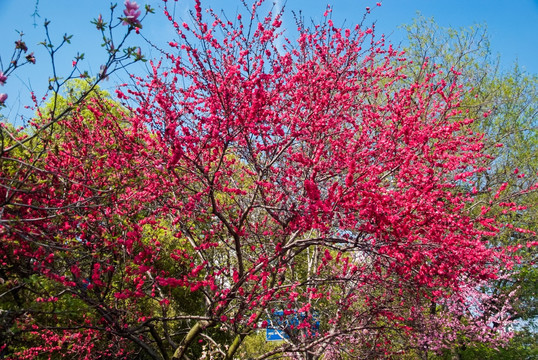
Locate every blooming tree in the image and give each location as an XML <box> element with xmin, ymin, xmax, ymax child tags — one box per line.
<box><xmin>397</xmin><ymin>17</ymin><xmax>538</xmax><ymax>358</ymax></box>
<box><xmin>1</xmin><ymin>1</ymin><xmax>535</xmax><ymax>359</ymax></box>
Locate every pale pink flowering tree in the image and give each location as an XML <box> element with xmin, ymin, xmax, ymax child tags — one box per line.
<box><xmin>408</xmin><ymin>280</ymin><xmax>516</xmax><ymax>357</ymax></box>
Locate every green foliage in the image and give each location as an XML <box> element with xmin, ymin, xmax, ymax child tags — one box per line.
<box><xmin>235</xmin><ymin>331</ymin><xmax>280</xmax><ymax>359</ymax></box>
<box><xmin>458</xmin><ymin>330</ymin><xmax>538</xmax><ymax>360</ymax></box>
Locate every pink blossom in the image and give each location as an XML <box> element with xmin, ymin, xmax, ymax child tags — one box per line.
<box><xmin>25</xmin><ymin>52</ymin><xmax>36</xmax><ymax>64</ymax></box>
<box><xmin>95</xmin><ymin>14</ymin><xmax>105</xmax><ymax>30</ymax></box>
<box><xmin>123</xmin><ymin>0</ymin><xmax>142</xmax><ymax>27</ymax></box>
<box><xmin>15</xmin><ymin>40</ymin><xmax>28</xmax><ymax>52</ymax></box>
<box><xmin>0</xmin><ymin>93</ymin><xmax>7</xmax><ymax>104</ymax></box>
<box><xmin>0</xmin><ymin>72</ymin><xmax>7</xmax><ymax>85</ymax></box>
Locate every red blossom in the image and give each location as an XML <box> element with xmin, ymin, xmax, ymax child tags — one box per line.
<box><xmin>0</xmin><ymin>0</ymin><xmax>529</xmax><ymax>358</ymax></box>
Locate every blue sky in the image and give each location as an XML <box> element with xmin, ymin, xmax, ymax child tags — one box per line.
<box><xmin>1</xmin><ymin>0</ymin><xmax>537</xmax><ymax>120</ymax></box>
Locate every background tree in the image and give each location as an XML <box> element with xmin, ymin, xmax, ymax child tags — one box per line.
<box><xmin>398</xmin><ymin>16</ymin><xmax>537</xmax><ymax>359</ymax></box>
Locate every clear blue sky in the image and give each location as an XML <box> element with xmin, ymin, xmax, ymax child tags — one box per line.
<box><xmin>1</xmin><ymin>0</ymin><xmax>537</xmax><ymax>120</ymax></box>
